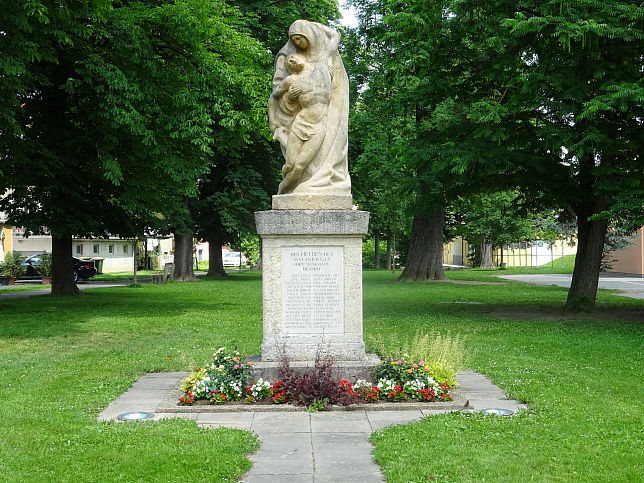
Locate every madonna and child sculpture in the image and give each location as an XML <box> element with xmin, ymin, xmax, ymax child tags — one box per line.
<box><xmin>254</xmin><ymin>21</ymin><xmax>376</xmax><ymax>374</ymax></box>
<box><xmin>268</xmin><ymin>20</ymin><xmax>352</xmax><ymax>209</ymax></box>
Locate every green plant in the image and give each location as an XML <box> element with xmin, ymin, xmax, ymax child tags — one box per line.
<box><xmin>34</xmin><ymin>252</ymin><xmax>53</xmax><ymax>277</ymax></box>
<box><xmin>374</xmin><ymin>357</ymin><xmax>434</xmax><ymax>385</ymax></box>
<box><xmin>278</xmin><ymin>350</ymin><xmax>357</xmax><ymax>407</ymax></box>
<box><xmin>183</xmin><ymin>346</ymin><xmax>253</xmax><ymax>403</ymax></box>
<box><xmin>425</xmin><ymin>361</ymin><xmax>457</xmax><ymax>388</ymax></box>
<box><xmin>180</xmin><ymin>367</ymin><xmax>207</xmax><ymax>393</ymax></box>
<box><xmin>402</xmin><ymin>331</ymin><xmax>466</xmax><ymax>375</ymax></box>
<box><xmin>245</xmin><ymin>378</ymin><xmax>273</xmax><ymax>403</ymax></box>
<box><xmin>0</xmin><ymin>251</ymin><xmax>26</xmax><ymax>279</ymax></box>
<box><xmin>305</xmin><ymin>398</ymin><xmax>330</xmax><ymax>413</ymax></box>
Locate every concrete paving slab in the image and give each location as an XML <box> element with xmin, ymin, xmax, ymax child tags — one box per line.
<box><xmin>130</xmin><ymin>373</ymin><xmax>186</xmax><ymax>390</ymax></box>
<box><xmin>197</xmin><ymin>422</ymin><xmax>253</xmax><ymax>430</ymax></box>
<box><xmin>366</xmin><ymin>409</ymin><xmax>423</xmax><ymax>430</ymax></box>
<box><xmin>316</xmin><ymin>473</ymin><xmax>384</xmax><ymax>483</ymax></box>
<box><xmin>251</xmin><ymin>412</ymin><xmax>311</xmax><ymax>433</ymax></box>
<box><xmin>112</xmin><ymin>389</ymin><xmax>169</xmax><ymax>403</ymax></box>
<box><xmin>310</xmin><ymin>411</ymin><xmax>372</xmax><ymax>433</ymax></box>
<box><xmin>196</xmin><ymin>412</ymin><xmax>254</xmax><ymax>425</ymax></box>
<box><xmin>465</xmin><ymin>398</ymin><xmax>528</xmax><ymax>412</ymax></box>
<box><xmin>243</xmin><ymin>474</ymin><xmax>313</xmax><ymax>483</ymax></box>
<box><xmin>247</xmin><ymin>458</ymin><xmax>314</xmax><ymax>475</ymax></box>
<box><xmin>250</xmin><ymin>422</ymin><xmax>311</xmax><ymax>434</ymax></box>
<box><xmin>248</xmin><ymin>441</ymin><xmax>312</xmax><ymax>461</ymax></box>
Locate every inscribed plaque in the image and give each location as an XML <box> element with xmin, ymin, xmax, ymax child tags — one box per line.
<box><xmin>282</xmin><ymin>246</ymin><xmax>344</xmax><ymax>334</ymax></box>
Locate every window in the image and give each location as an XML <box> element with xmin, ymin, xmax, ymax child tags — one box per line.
<box><xmin>108</xmin><ymin>244</ymin><xmax>114</xmax><ymax>254</ymax></box>
<box><xmin>123</xmin><ymin>244</ymin><xmax>128</xmax><ymax>254</ymax></box>
<box><xmin>93</xmin><ymin>244</ymin><xmax>99</xmax><ymax>254</ymax></box>
<box><xmin>76</xmin><ymin>244</ymin><xmax>83</xmax><ymax>255</ymax></box>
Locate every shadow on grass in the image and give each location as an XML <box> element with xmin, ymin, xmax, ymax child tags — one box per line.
<box><xmin>0</xmin><ymin>277</ymin><xmax>261</xmax><ymax>340</ymax></box>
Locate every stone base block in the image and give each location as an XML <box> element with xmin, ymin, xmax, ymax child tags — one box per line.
<box><xmin>272</xmin><ymin>193</ymin><xmax>353</xmax><ymax>210</ymax></box>
<box><xmin>248</xmin><ymin>353</ymin><xmax>381</xmax><ymax>383</ymax></box>
<box><xmin>260</xmin><ymin>334</ymin><xmax>367</xmax><ymax>362</ymax></box>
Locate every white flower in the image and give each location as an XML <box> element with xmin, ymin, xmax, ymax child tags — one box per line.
<box><xmin>353</xmin><ymin>379</ymin><xmax>372</xmax><ymax>390</ymax></box>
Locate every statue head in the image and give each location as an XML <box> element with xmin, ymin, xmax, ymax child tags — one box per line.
<box><xmin>288</xmin><ymin>20</ymin><xmax>314</xmax><ymax>52</ymax></box>
<box><xmin>290</xmin><ymin>34</ymin><xmax>309</xmax><ymax>50</ymax></box>
<box><xmin>286</xmin><ymin>54</ymin><xmax>306</xmax><ymax>74</ymax></box>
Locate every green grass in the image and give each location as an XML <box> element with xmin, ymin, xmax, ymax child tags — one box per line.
<box><xmin>0</xmin><ymin>283</ymin><xmax>50</xmax><ymax>293</ymax></box>
<box><xmin>0</xmin><ymin>270</ymin><xmax>642</xmax><ymax>481</ymax></box>
<box><xmin>500</xmin><ymin>253</ymin><xmax>576</xmax><ymax>273</ymax></box>
<box><xmin>364</xmin><ymin>270</ymin><xmax>643</xmax><ymax>482</ymax></box>
<box><xmin>0</xmin><ymin>275</ymin><xmax>262</xmax><ymax>481</ymax></box>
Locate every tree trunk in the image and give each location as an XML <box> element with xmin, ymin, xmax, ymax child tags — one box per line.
<box><xmin>479</xmin><ymin>241</ymin><xmax>495</xmax><ymax>269</ymax></box>
<box><xmin>566</xmin><ymin>202</ymin><xmax>608</xmax><ymax>309</ymax></box>
<box><xmin>385</xmin><ymin>237</ymin><xmax>392</xmax><ymax>270</ymax></box>
<box><xmin>398</xmin><ymin>211</ymin><xmax>446</xmax><ymax>281</ymax></box>
<box><xmin>173</xmin><ymin>234</ymin><xmax>197</xmax><ymax>281</ymax></box>
<box><xmin>374</xmin><ymin>232</ymin><xmax>380</xmax><ymax>270</ymax></box>
<box><xmin>207</xmin><ymin>239</ymin><xmax>227</xmax><ymax>277</ymax></box>
<box><xmin>51</xmin><ymin>234</ymin><xmax>82</xmax><ymax>296</ymax></box>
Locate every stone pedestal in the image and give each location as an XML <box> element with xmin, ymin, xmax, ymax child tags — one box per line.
<box><xmin>254</xmin><ymin>209</ymin><xmax>378</xmax><ymax>379</ymax></box>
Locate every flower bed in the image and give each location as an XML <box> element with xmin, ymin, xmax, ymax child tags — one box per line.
<box><xmin>178</xmin><ymin>347</ymin><xmax>453</xmax><ymax>410</ymax></box>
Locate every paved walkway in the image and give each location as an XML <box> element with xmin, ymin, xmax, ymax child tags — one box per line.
<box><xmin>498</xmin><ymin>274</ymin><xmax>644</xmax><ymax>300</ymax></box>
<box><xmin>98</xmin><ymin>371</ymin><xmax>526</xmax><ymax>482</ymax></box>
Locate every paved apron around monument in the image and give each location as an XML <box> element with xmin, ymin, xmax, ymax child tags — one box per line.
<box><xmin>99</xmin><ymin>371</ymin><xmax>527</xmax><ymax>482</ymax></box>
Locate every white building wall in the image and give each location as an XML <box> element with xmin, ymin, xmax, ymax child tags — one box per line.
<box><xmin>73</xmin><ymin>239</ymin><xmax>134</xmax><ymax>273</ymax></box>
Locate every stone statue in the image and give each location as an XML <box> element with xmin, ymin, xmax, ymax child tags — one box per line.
<box><xmin>269</xmin><ymin>20</ymin><xmax>351</xmax><ymax>203</ymax></box>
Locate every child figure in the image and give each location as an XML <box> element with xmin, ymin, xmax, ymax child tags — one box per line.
<box><xmin>269</xmin><ymin>53</ymin><xmax>308</xmax><ymax>148</ymax></box>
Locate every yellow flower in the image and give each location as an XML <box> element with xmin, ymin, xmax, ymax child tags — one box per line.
<box><xmin>407</xmin><ymin>369</ymin><xmax>413</xmax><ymax>373</ymax></box>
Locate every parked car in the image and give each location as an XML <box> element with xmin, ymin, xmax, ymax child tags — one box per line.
<box><xmin>222</xmin><ymin>252</ymin><xmax>248</xmax><ymax>267</ymax></box>
<box><xmin>22</xmin><ymin>255</ymin><xmax>97</xmax><ymax>282</ymax></box>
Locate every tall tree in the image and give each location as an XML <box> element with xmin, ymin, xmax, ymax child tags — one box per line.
<box><xmin>450</xmin><ymin>191</ymin><xmax>535</xmax><ymax>269</ymax></box>
<box><xmin>190</xmin><ymin>0</ymin><xmax>342</xmax><ymax>277</ymax></box>
<box><xmin>435</xmin><ymin>0</ymin><xmax>644</xmax><ymax>307</ymax></box>
<box><xmin>349</xmin><ymin>0</ymin><xmax>643</xmax><ymax>306</ymax></box>
<box><xmin>0</xmin><ymin>0</ymin><xmax>268</xmax><ymax>294</ymax></box>
<box><xmin>348</xmin><ymin>0</ymin><xmax>462</xmax><ymax>281</ymax></box>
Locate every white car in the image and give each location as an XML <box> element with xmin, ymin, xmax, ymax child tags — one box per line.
<box><xmin>222</xmin><ymin>252</ymin><xmax>247</xmax><ymax>267</ymax></box>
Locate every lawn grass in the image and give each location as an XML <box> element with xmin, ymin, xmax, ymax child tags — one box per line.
<box><xmin>0</xmin><ymin>270</ymin><xmax>642</xmax><ymax>481</ymax></box>
<box><xmin>0</xmin><ymin>275</ymin><xmax>263</xmax><ymax>480</ymax></box>
<box><xmin>365</xmin><ymin>270</ymin><xmax>643</xmax><ymax>482</ymax></box>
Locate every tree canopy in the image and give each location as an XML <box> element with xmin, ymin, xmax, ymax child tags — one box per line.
<box><xmin>0</xmin><ymin>0</ymin><xmax>269</xmax><ymax>293</ymax></box>
<box><xmin>347</xmin><ymin>0</ymin><xmax>643</xmax><ymax>306</ymax></box>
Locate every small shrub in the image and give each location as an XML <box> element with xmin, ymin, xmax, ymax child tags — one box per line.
<box><xmin>353</xmin><ymin>379</ymin><xmax>380</xmax><ymax>402</ymax></box>
<box><xmin>305</xmin><ymin>398</ymin><xmax>330</xmax><ymax>413</ymax></box>
<box><xmin>245</xmin><ymin>378</ymin><xmax>272</xmax><ymax>403</ymax></box>
<box><xmin>370</xmin><ymin>330</ymin><xmax>467</xmax><ymax>387</ymax></box>
<box><xmin>0</xmin><ymin>251</ymin><xmax>26</xmax><ymax>279</ymax></box>
<box><xmin>35</xmin><ymin>252</ymin><xmax>53</xmax><ymax>277</ymax></box>
<box><xmin>179</xmin><ymin>346</ymin><xmax>252</xmax><ymax>403</ymax></box>
<box><xmin>180</xmin><ymin>367</ymin><xmax>207</xmax><ymax>393</ymax></box>
<box><xmin>278</xmin><ymin>350</ymin><xmax>357</xmax><ymax>407</ymax></box>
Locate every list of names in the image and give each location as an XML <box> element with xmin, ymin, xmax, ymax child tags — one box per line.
<box><xmin>282</xmin><ymin>247</ymin><xmax>343</xmax><ymax>334</ymax></box>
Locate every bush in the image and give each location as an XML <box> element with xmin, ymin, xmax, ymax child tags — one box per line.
<box><xmin>362</xmin><ymin>238</ymin><xmax>387</xmax><ymax>269</ymax></box>
<box><xmin>35</xmin><ymin>252</ymin><xmax>53</xmax><ymax>277</ymax></box>
<box><xmin>369</xmin><ymin>330</ymin><xmax>467</xmax><ymax>387</ymax></box>
<box><xmin>278</xmin><ymin>350</ymin><xmax>357</xmax><ymax>408</ymax></box>
<box><xmin>180</xmin><ymin>347</ymin><xmax>252</xmax><ymax>402</ymax></box>
<box><xmin>0</xmin><ymin>251</ymin><xmax>26</xmax><ymax>279</ymax></box>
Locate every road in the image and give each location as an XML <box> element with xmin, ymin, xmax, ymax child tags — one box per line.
<box><xmin>498</xmin><ymin>274</ymin><xmax>644</xmax><ymax>300</ymax></box>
